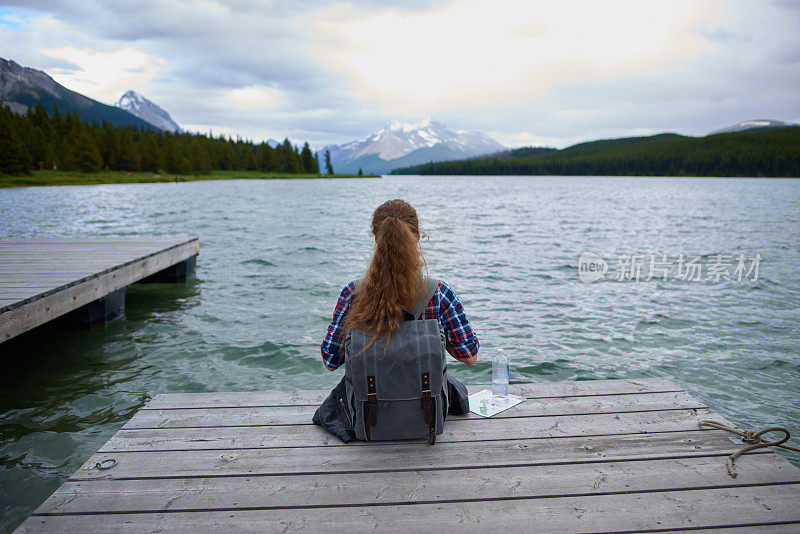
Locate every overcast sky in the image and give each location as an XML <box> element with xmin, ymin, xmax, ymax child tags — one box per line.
<box><xmin>1</xmin><ymin>0</ymin><xmax>798</xmax><ymax>149</ymax></box>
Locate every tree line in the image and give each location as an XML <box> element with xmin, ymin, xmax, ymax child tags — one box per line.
<box><xmin>0</xmin><ymin>102</ymin><xmax>328</xmax><ymax>175</ymax></box>
<box><xmin>391</xmin><ymin>129</ymin><xmax>800</xmax><ymax>177</ymax></box>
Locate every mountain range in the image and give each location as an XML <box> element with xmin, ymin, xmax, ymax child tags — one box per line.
<box><xmin>2</xmin><ymin>57</ymin><xmax>797</xmax><ymax>176</ymax></box>
<box><xmin>0</xmin><ymin>57</ymin><xmax>157</xmax><ymax>130</ymax></box>
<box><xmin>115</xmin><ymin>90</ymin><xmax>181</xmax><ymax>132</ymax></box>
<box><xmin>322</xmin><ymin>118</ymin><xmax>505</xmax><ymax>174</ymax></box>
<box><xmin>392</xmin><ymin>126</ymin><xmax>800</xmax><ymax>177</ymax></box>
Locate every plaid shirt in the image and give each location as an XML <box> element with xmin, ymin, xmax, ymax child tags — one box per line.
<box><xmin>321</xmin><ymin>279</ymin><xmax>479</xmax><ymax>370</ymax></box>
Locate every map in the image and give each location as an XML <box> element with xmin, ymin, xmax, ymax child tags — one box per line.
<box><xmin>468</xmin><ymin>389</ymin><xmax>525</xmax><ymax>418</ymax></box>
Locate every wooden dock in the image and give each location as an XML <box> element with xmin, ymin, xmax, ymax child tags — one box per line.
<box><xmin>0</xmin><ymin>235</ymin><xmax>199</xmax><ymax>342</ymax></box>
<box><xmin>13</xmin><ymin>377</ymin><xmax>800</xmax><ymax>532</ymax></box>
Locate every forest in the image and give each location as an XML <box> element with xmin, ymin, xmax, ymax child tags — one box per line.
<box><xmin>0</xmin><ymin>102</ymin><xmax>322</xmax><ymax>176</ymax></box>
<box><xmin>391</xmin><ymin>128</ymin><xmax>800</xmax><ymax>177</ymax></box>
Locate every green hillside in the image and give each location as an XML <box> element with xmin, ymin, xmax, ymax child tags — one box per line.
<box><xmin>391</xmin><ymin>128</ymin><xmax>800</xmax><ymax>177</ymax></box>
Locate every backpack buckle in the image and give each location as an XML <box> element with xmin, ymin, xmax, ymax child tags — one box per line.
<box><xmin>421</xmin><ymin>389</ymin><xmax>432</xmax><ymax>418</ymax></box>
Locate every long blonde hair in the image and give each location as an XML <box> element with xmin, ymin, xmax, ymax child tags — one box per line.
<box><xmin>343</xmin><ymin>199</ymin><xmax>427</xmax><ymax>350</ymax></box>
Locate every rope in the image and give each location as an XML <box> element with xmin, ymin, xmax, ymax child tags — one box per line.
<box><xmin>699</xmin><ymin>420</ymin><xmax>800</xmax><ymax>478</ymax></box>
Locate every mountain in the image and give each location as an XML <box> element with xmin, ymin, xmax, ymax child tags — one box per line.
<box><xmin>391</xmin><ymin>127</ymin><xmax>800</xmax><ymax>177</ymax></box>
<box><xmin>323</xmin><ymin>118</ymin><xmax>504</xmax><ymax>174</ymax></box>
<box><xmin>708</xmin><ymin>119</ymin><xmax>797</xmax><ymax>135</ymax></box>
<box><xmin>115</xmin><ymin>90</ymin><xmax>180</xmax><ymax>132</ymax></box>
<box><xmin>0</xmin><ymin>57</ymin><xmax>157</xmax><ymax>130</ymax></box>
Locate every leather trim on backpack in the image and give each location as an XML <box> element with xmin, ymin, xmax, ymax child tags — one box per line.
<box><xmin>421</xmin><ymin>372</ymin><xmax>436</xmax><ymax>445</ymax></box>
<box><xmin>364</xmin><ymin>375</ymin><xmax>378</xmax><ymax>440</ymax></box>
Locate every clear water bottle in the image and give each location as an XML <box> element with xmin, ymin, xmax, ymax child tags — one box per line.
<box><xmin>492</xmin><ymin>349</ymin><xmax>509</xmax><ymax>398</ymax></box>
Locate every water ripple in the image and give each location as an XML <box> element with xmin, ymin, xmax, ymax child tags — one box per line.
<box><xmin>0</xmin><ymin>176</ymin><xmax>799</xmax><ymax>531</ymax></box>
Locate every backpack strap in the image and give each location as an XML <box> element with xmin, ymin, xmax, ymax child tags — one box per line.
<box><xmin>363</xmin><ymin>374</ymin><xmax>378</xmax><ymax>440</ymax></box>
<box><xmin>406</xmin><ymin>277</ymin><xmax>439</xmax><ymax>320</ymax></box>
<box><xmin>357</xmin><ymin>277</ymin><xmax>439</xmax><ymax>321</ymax></box>
<box><xmin>420</xmin><ymin>372</ymin><xmax>436</xmax><ymax>445</ymax></box>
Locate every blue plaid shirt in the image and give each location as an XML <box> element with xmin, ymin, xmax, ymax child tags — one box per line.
<box><xmin>321</xmin><ymin>279</ymin><xmax>479</xmax><ymax>370</ymax></box>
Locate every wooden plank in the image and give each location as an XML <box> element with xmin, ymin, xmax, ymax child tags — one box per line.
<box><xmin>0</xmin><ymin>261</ymin><xmax>151</xmax><ymax>266</ymax></box>
<box><xmin>0</xmin><ymin>258</ymin><xmax>177</xmax><ymax>265</ymax></box>
<box><xmin>102</xmin><ymin>408</ymin><xmax>724</xmax><ymax>452</ymax></box>
<box><xmin>0</xmin><ymin>237</ymin><xmax>196</xmax><ymax>246</ymax></box>
<box><xmin>0</xmin><ymin>276</ymin><xmax>107</xmax><ymax>285</ymax></box>
<box><xmin>34</xmin><ymin>454</ymin><xmax>800</xmax><ymax>515</ymax></box>
<box><xmin>0</xmin><ymin>239</ymin><xmax>198</xmax><ymax>341</ymax></box>
<box><xmin>0</xmin><ymin>247</ymin><xmax>185</xmax><ymax>251</ymax></box>
<box><xmin>0</xmin><ymin>252</ymin><xmax>166</xmax><ymax>256</ymax></box>
<box><xmin>125</xmin><ymin>391</ymin><xmax>706</xmax><ymax>429</ymax></box>
<box><xmin>0</xmin><ymin>246</ymin><xmax>193</xmax><ymax>253</ymax></box>
<box><xmin>16</xmin><ymin>484</ymin><xmax>800</xmax><ymax>533</ymax></box>
<box><xmin>0</xmin><ymin>270</ymin><xmax>114</xmax><ymax>275</ymax></box>
<box><xmin>0</xmin><ymin>236</ymin><xmax>195</xmax><ymax>244</ymax></box>
<box><xmin>0</xmin><ymin>275</ymin><xmax>94</xmax><ymax>281</ymax></box>
<box><xmin>143</xmin><ymin>377</ymin><xmax>684</xmax><ymax>409</ymax></box>
<box><xmin>0</xmin><ymin>256</ymin><xmax>181</xmax><ymax>263</ymax></box>
<box><xmin>0</xmin><ymin>283</ymin><xmax>74</xmax><ymax>287</ymax></box>
<box><xmin>0</xmin><ymin>289</ymin><xmax>46</xmax><ymax>298</ymax></box>
<box><xmin>663</xmin><ymin>526</ymin><xmax>800</xmax><ymax>533</ymax></box>
<box><xmin>77</xmin><ymin>429</ymin><xmax>759</xmax><ymax>480</ymax></box>
<box><xmin>0</xmin><ymin>258</ymin><xmax>189</xmax><ymax>269</ymax></box>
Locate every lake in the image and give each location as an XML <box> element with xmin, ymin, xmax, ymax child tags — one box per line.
<box><xmin>1</xmin><ymin>175</ymin><xmax>799</xmax><ymax>532</ymax></box>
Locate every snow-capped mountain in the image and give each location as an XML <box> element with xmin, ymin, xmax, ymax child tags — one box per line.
<box><xmin>323</xmin><ymin>118</ymin><xmax>504</xmax><ymax>174</ymax></box>
<box><xmin>708</xmin><ymin>119</ymin><xmax>797</xmax><ymax>135</ymax></box>
<box><xmin>115</xmin><ymin>90</ymin><xmax>181</xmax><ymax>132</ymax></box>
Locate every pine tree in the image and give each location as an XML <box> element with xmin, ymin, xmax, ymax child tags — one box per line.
<box><xmin>73</xmin><ymin>130</ymin><xmax>102</xmax><ymax>172</ymax></box>
<box><xmin>27</xmin><ymin>128</ymin><xmax>49</xmax><ymax>170</ymax></box>
<box><xmin>324</xmin><ymin>150</ymin><xmax>334</xmax><ymax>175</ymax></box>
<box><xmin>140</xmin><ymin>136</ymin><xmax>160</xmax><ymax>172</ymax></box>
<box><xmin>0</xmin><ymin>109</ymin><xmax>31</xmax><ymax>174</ymax></box>
<box><xmin>117</xmin><ymin>129</ymin><xmax>140</xmax><ymax>170</ymax></box>
<box><xmin>257</xmin><ymin>143</ymin><xmax>273</xmax><ymax>171</ymax></box>
<box><xmin>300</xmin><ymin>142</ymin><xmax>316</xmax><ymax>173</ymax></box>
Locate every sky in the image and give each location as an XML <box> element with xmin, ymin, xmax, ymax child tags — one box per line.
<box><xmin>1</xmin><ymin>0</ymin><xmax>798</xmax><ymax>149</ymax></box>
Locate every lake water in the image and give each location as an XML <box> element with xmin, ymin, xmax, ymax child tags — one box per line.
<box><xmin>1</xmin><ymin>175</ymin><xmax>799</xmax><ymax>531</ymax></box>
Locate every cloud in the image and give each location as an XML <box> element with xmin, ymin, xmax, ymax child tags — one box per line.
<box><xmin>310</xmin><ymin>0</ymin><xmax>712</xmax><ymax>108</ymax></box>
<box><xmin>41</xmin><ymin>46</ymin><xmax>167</xmax><ymax>102</ymax></box>
<box><xmin>227</xmin><ymin>86</ymin><xmax>283</xmax><ymax>111</ymax></box>
<box><xmin>0</xmin><ymin>0</ymin><xmax>797</xmax><ymax>149</ymax></box>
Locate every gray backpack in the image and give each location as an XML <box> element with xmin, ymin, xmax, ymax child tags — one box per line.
<box><xmin>344</xmin><ymin>277</ymin><xmax>448</xmax><ymax>444</ymax></box>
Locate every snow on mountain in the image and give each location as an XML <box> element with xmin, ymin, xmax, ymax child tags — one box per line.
<box><xmin>115</xmin><ymin>90</ymin><xmax>181</xmax><ymax>132</ymax></box>
<box><xmin>323</xmin><ymin>118</ymin><xmax>504</xmax><ymax>174</ymax></box>
<box><xmin>708</xmin><ymin>119</ymin><xmax>797</xmax><ymax>135</ymax></box>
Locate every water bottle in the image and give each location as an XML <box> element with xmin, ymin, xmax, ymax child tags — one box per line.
<box><xmin>492</xmin><ymin>349</ymin><xmax>509</xmax><ymax>397</ymax></box>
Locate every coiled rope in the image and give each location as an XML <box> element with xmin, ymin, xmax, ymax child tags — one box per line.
<box><xmin>699</xmin><ymin>420</ymin><xmax>800</xmax><ymax>478</ymax></box>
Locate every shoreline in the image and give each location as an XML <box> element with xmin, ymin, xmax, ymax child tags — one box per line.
<box><xmin>0</xmin><ymin>170</ymin><xmax>380</xmax><ymax>188</ymax></box>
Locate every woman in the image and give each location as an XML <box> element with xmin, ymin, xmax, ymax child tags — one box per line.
<box><xmin>321</xmin><ymin>198</ymin><xmax>479</xmax><ymax>370</ymax></box>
